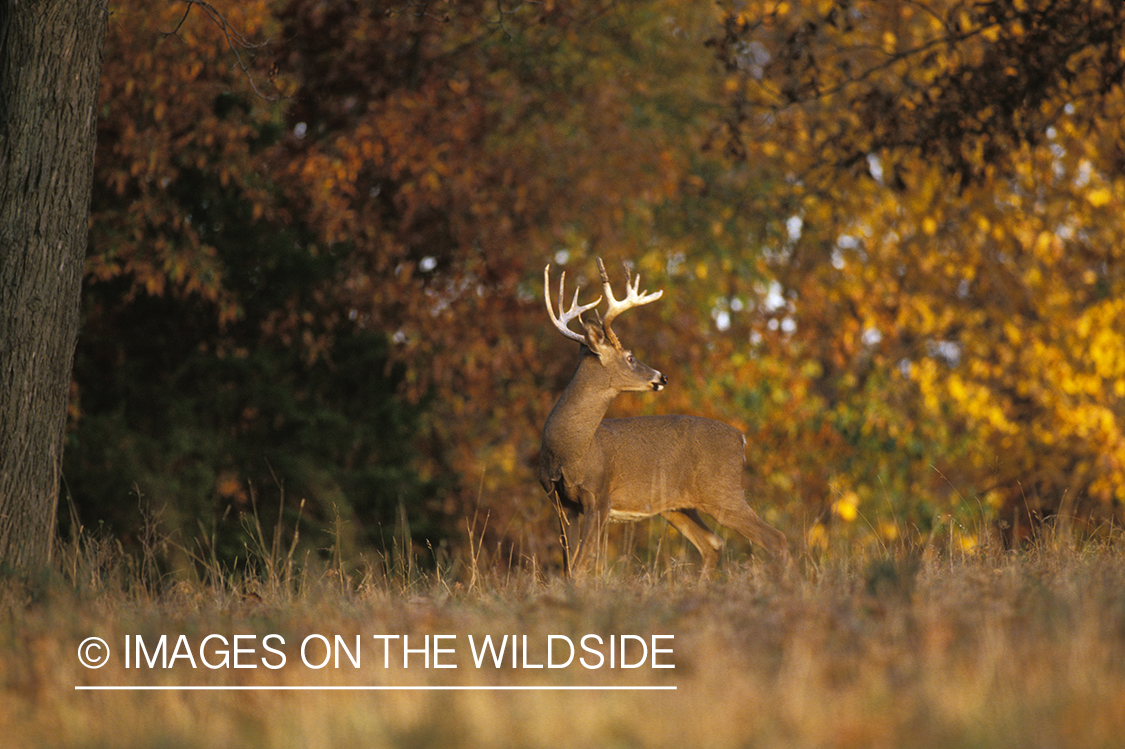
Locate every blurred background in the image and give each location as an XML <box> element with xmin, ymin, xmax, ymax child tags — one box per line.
<box><xmin>66</xmin><ymin>0</ymin><xmax>1125</xmax><ymax>573</ymax></box>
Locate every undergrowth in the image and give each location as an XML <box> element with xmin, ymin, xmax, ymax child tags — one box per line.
<box><xmin>4</xmin><ymin>508</ymin><xmax>1125</xmax><ymax>749</ymax></box>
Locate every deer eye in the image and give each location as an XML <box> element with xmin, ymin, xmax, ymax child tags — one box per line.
<box><xmin>626</xmin><ymin>354</ymin><xmax>636</xmax><ymax>365</ymax></box>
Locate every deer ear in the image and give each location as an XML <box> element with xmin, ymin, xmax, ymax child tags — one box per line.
<box><xmin>582</xmin><ymin>320</ymin><xmax>609</xmax><ymax>354</ymax></box>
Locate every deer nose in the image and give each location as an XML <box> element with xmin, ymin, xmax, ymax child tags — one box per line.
<box><xmin>653</xmin><ymin>374</ymin><xmax>668</xmax><ymax>391</ymax></box>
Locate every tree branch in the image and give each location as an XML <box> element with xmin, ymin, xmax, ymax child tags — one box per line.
<box><xmin>163</xmin><ymin>0</ymin><xmax>278</xmax><ymax>100</ymax></box>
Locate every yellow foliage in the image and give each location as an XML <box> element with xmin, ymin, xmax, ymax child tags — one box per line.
<box><xmin>1088</xmin><ymin>186</ymin><xmax>1113</xmax><ymax>207</ymax></box>
<box><xmin>709</xmin><ymin>0</ymin><xmax>1125</xmax><ymax>537</ymax></box>
<box><xmin>832</xmin><ymin>491</ymin><xmax>859</xmax><ymax>522</ymax></box>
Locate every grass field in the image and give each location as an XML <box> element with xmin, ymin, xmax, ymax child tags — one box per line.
<box><xmin>5</xmin><ymin>532</ymin><xmax>1125</xmax><ymax>749</ymax></box>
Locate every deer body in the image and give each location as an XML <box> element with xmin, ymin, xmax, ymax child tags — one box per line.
<box><xmin>540</xmin><ymin>260</ymin><xmax>789</xmax><ymax>575</ymax></box>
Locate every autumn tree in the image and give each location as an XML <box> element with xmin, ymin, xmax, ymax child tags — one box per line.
<box><xmin>268</xmin><ymin>0</ymin><xmax>775</xmax><ymax>563</ymax></box>
<box><xmin>0</xmin><ymin>0</ymin><xmax>108</xmax><ymax>571</ymax></box>
<box><xmin>82</xmin><ymin>0</ymin><xmax>1125</xmax><ymax>571</ymax></box>
<box><xmin>70</xmin><ymin>1</ymin><xmax>449</xmax><ymax>564</ymax></box>
<box><xmin>74</xmin><ymin>0</ymin><xmax>782</xmax><ymax>569</ymax></box>
<box><xmin>710</xmin><ymin>0</ymin><xmax>1125</xmax><ymax>544</ymax></box>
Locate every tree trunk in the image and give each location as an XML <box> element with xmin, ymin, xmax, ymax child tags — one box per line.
<box><xmin>0</xmin><ymin>0</ymin><xmax>108</xmax><ymax>571</ymax></box>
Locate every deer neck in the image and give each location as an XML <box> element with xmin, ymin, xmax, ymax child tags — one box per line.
<box><xmin>543</xmin><ymin>349</ymin><xmax>617</xmax><ymax>460</ymax></box>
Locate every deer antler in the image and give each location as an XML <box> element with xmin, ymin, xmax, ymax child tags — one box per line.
<box><xmin>544</xmin><ymin>264</ymin><xmax>602</xmax><ymax>343</ymax></box>
<box><xmin>597</xmin><ymin>258</ymin><xmax>663</xmax><ymax>350</ymax></box>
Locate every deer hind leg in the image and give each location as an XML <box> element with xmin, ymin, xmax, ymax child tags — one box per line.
<box><xmin>715</xmin><ymin>499</ymin><xmax>791</xmax><ymax>565</ymax></box>
<box><xmin>663</xmin><ymin>509</ymin><xmax>723</xmax><ymax>574</ymax></box>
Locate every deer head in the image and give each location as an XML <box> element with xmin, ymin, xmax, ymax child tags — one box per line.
<box><xmin>543</xmin><ymin>258</ymin><xmax>666</xmax><ymax>392</ymax></box>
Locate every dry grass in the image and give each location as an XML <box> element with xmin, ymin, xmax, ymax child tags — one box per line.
<box><xmin>4</xmin><ymin>530</ymin><xmax>1125</xmax><ymax>749</ymax></box>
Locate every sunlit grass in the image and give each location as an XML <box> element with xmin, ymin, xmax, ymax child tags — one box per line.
<box><xmin>4</xmin><ymin>522</ymin><xmax>1125</xmax><ymax>748</ymax></box>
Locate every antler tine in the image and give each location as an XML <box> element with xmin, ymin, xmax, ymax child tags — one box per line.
<box><xmin>544</xmin><ymin>264</ymin><xmax>602</xmax><ymax>344</ymax></box>
<box><xmin>596</xmin><ymin>258</ymin><xmax>663</xmax><ymax>349</ymax></box>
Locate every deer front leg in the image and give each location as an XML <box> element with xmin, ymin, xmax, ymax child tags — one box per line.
<box><xmin>568</xmin><ymin>489</ymin><xmax>606</xmax><ymax>577</ymax></box>
<box><xmin>550</xmin><ymin>487</ymin><xmax>582</xmax><ymax>575</ymax></box>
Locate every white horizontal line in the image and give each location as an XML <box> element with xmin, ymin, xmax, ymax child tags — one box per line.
<box><xmin>76</xmin><ymin>685</ymin><xmax>676</xmax><ymax>692</ymax></box>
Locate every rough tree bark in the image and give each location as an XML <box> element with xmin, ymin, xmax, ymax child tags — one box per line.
<box><xmin>0</xmin><ymin>0</ymin><xmax>108</xmax><ymax>571</ymax></box>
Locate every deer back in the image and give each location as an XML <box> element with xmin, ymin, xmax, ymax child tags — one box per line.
<box><xmin>593</xmin><ymin>415</ymin><xmax>747</xmax><ymax>518</ymax></box>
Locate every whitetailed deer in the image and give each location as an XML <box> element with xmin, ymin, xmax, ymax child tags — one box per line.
<box><xmin>539</xmin><ymin>259</ymin><xmax>791</xmax><ymax>575</ymax></box>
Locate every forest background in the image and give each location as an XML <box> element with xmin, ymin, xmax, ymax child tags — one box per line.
<box><xmin>67</xmin><ymin>0</ymin><xmax>1125</xmax><ymax>573</ymax></box>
